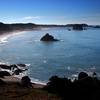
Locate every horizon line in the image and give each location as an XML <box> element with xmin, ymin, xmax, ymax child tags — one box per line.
<box><xmin>0</xmin><ymin>22</ymin><xmax>100</xmax><ymax>26</ymax></box>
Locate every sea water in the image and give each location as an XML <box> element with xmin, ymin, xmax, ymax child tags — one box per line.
<box><xmin>0</xmin><ymin>27</ymin><xmax>100</xmax><ymax>84</ymax></box>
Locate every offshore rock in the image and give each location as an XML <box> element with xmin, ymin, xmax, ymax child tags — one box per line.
<box><xmin>40</xmin><ymin>33</ymin><xmax>59</xmax><ymax>41</ymax></box>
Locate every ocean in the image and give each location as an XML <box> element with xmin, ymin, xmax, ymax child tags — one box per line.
<box><xmin>0</xmin><ymin>27</ymin><xmax>100</xmax><ymax>84</ymax></box>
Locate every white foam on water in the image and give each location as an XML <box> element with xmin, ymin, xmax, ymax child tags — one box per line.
<box><xmin>14</xmin><ymin>71</ymin><xmax>47</xmax><ymax>85</ymax></box>
<box><xmin>0</xmin><ymin>37</ymin><xmax>8</xmax><ymax>43</ymax></box>
<box><xmin>0</xmin><ymin>61</ymin><xmax>13</xmax><ymax>75</ymax></box>
<box><xmin>0</xmin><ymin>68</ymin><xmax>13</xmax><ymax>74</ymax></box>
<box><xmin>0</xmin><ymin>35</ymin><xmax>9</xmax><ymax>43</ymax></box>
<box><xmin>30</xmin><ymin>77</ymin><xmax>47</xmax><ymax>85</ymax></box>
<box><xmin>8</xmin><ymin>63</ymin><xmax>46</xmax><ymax>85</ymax></box>
<box><xmin>0</xmin><ymin>62</ymin><xmax>9</xmax><ymax>65</ymax></box>
<box><xmin>0</xmin><ymin>31</ymin><xmax>27</xmax><ymax>44</ymax></box>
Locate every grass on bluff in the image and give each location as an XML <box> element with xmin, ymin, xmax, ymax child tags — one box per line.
<box><xmin>0</xmin><ymin>82</ymin><xmax>61</xmax><ymax>100</ymax></box>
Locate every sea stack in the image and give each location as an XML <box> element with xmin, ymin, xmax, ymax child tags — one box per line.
<box><xmin>40</xmin><ymin>33</ymin><xmax>59</xmax><ymax>41</ymax></box>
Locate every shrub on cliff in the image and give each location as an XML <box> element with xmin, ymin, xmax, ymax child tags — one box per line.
<box><xmin>21</xmin><ymin>76</ymin><xmax>32</xmax><ymax>88</ymax></box>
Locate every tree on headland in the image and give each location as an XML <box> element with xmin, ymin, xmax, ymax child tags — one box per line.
<box><xmin>44</xmin><ymin>72</ymin><xmax>100</xmax><ymax>100</ymax></box>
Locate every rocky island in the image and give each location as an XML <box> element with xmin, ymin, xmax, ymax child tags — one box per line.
<box><xmin>40</xmin><ymin>33</ymin><xmax>59</xmax><ymax>41</ymax></box>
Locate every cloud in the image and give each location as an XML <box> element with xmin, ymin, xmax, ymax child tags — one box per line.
<box><xmin>22</xmin><ymin>16</ymin><xmax>66</xmax><ymax>21</ymax></box>
<box><xmin>22</xmin><ymin>16</ymin><xmax>41</xmax><ymax>20</ymax></box>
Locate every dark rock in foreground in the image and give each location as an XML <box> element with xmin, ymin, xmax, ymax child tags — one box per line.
<box><xmin>44</xmin><ymin>71</ymin><xmax>100</xmax><ymax>100</ymax></box>
<box><xmin>17</xmin><ymin>64</ymin><xmax>26</xmax><ymax>67</ymax></box>
<box><xmin>0</xmin><ymin>64</ymin><xmax>28</xmax><ymax>75</ymax></box>
<box><xmin>21</xmin><ymin>76</ymin><xmax>32</xmax><ymax>88</ymax></box>
<box><xmin>78</xmin><ymin>72</ymin><xmax>88</xmax><ymax>80</ymax></box>
<box><xmin>0</xmin><ymin>63</ymin><xmax>27</xmax><ymax>70</ymax></box>
<box><xmin>0</xmin><ymin>79</ymin><xmax>6</xmax><ymax>85</ymax></box>
<box><xmin>40</xmin><ymin>33</ymin><xmax>59</xmax><ymax>41</ymax></box>
<box><xmin>0</xmin><ymin>64</ymin><xmax>12</xmax><ymax>70</ymax></box>
<box><xmin>0</xmin><ymin>71</ymin><xmax>11</xmax><ymax>78</ymax></box>
<box><xmin>12</xmin><ymin>68</ymin><xmax>28</xmax><ymax>75</ymax></box>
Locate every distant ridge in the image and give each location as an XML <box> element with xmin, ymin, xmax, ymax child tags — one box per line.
<box><xmin>0</xmin><ymin>22</ymin><xmax>37</xmax><ymax>34</ymax></box>
<box><xmin>0</xmin><ymin>22</ymin><xmax>100</xmax><ymax>35</ymax></box>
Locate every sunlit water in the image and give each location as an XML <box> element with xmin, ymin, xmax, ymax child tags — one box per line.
<box><xmin>0</xmin><ymin>28</ymin><xmax>100</xmax><ymax>84</ymax></box>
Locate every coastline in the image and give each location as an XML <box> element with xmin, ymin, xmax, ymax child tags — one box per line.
<box><xmin>0</xmin><ymin>30</ymin><xmax>27</xmax><ymax>44</ymax></box>
<box><xmin>0</xmin><ymin>76</ymin><xmax>45</xmax><ymax>88</ymax></box>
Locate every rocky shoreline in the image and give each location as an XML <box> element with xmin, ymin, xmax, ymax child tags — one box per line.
<box><xmin>0</xmin><ymin>63</ymin><xmax>46</xmax><ymax>88</ymax></box>
<box><xmin>0</xmin><ymin>63</ymin><xmax>100</xmax><ymax>100</ymax></box>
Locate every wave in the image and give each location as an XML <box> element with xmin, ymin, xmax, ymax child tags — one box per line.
<box><xmin>0</xmin><ymin>35</ymin><xmax>9</xmax><ymax>43</ymax></box>
<box><xmin>14</xmin><ymin>73</ymin><xmax>47</xmax><ymax>85</ymax></box>
<box><xmin>30</xmin><ymin>77</ymin><xmax>47</xmax><ymax>85</ymax></box>
<box><xmin>0</xmin><ymin>62</ymin><xmax>46</xmax><ymax>85</ymax></box>
<box><xmin>0</xmin><ymin>31</ymin><xmax>26</xmax><ymax>44</ymax></box>
<box><xmin>0</xmin><ymin>62</ymin><xmax>9</xmax><ymax>65</ymax></box>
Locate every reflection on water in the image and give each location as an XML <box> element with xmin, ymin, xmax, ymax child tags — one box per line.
<box><xmin>0</xmin><ymin>28</ymin><xmax>100</xmax><ymax>83</ymax></box>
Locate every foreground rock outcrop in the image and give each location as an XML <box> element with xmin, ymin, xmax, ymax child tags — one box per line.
<box><xmin>40</xmin><ymin>33</ymin><xmax>59</xmax><ymax>41</ymax></box>
<box><xmin>0</xmin><ymin>63</ymin><xmax>28</xmax><ymax>75</ymax></box>
<box><xmin>0</xmin><ymin>71</ymin><xmax>11</xmax><ymax>78</ymax></box>
<box><xmin>44</xmin><ymin>72</ymin><xmax>100</xmax><ymax>100</ymax></box>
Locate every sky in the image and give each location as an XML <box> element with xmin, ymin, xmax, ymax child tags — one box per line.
<box><xmin>0</xmin><ymin>0</ymin><xmax>100</xmax><ymax>25</ymax></box>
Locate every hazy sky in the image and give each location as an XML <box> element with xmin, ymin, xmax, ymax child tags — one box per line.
<box><xmin>0</xmin><ymin>0</ymin><xmax>100</xmax><ymax>25</ymax></box>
